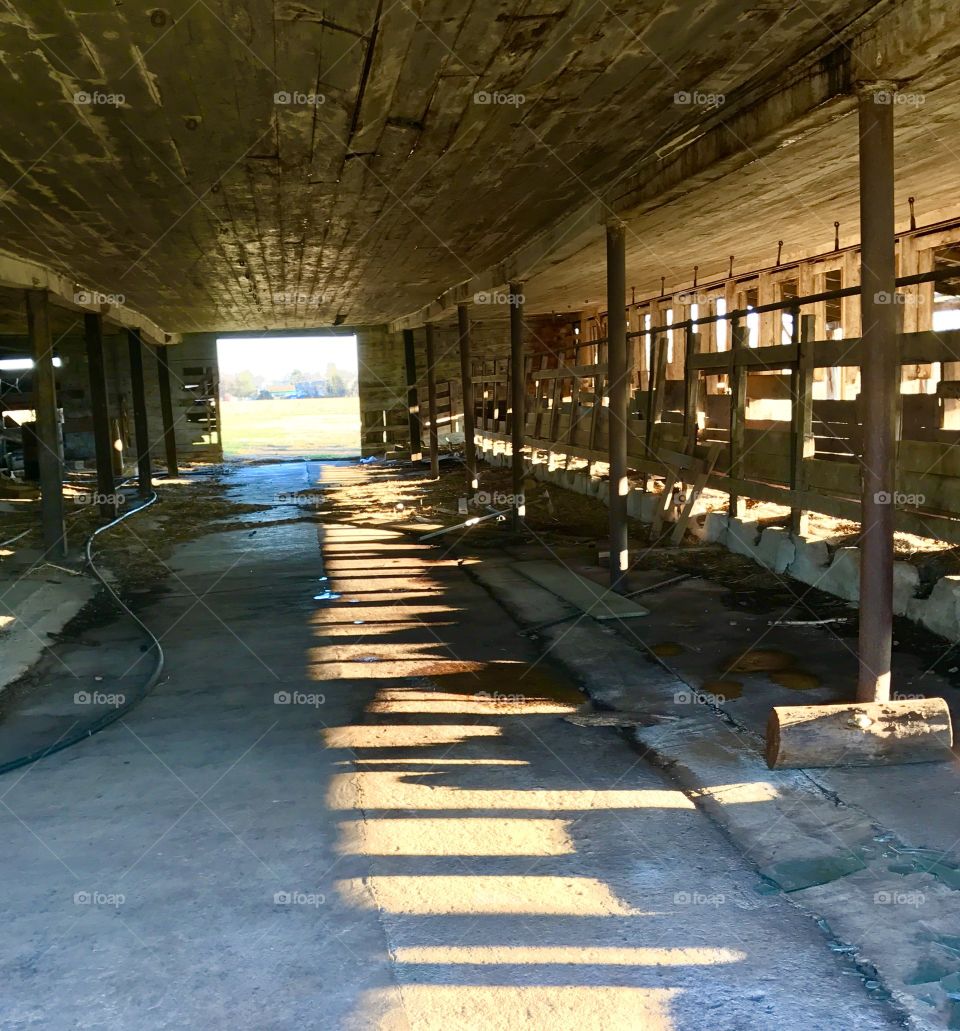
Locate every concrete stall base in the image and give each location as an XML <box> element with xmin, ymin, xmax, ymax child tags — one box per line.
<box><xmin>478</xmin><ymin>445</ymin><xmax>960</xmax><ymax>646</ymax></box>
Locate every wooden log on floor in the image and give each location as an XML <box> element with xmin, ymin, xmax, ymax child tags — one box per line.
<box><xmin>766</xmin><ymin>698</ymin><xmax>953</xmax><ymax>769</ymax></box>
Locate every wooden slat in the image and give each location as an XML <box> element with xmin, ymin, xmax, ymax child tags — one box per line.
<box><xmin>533</xmin><ymin>364</ymin><xmax>607</xmax><ymax>380</ymax></box>
<box><xmin>690</xmin><ymin>343</ymin><xmax>796</xmax><ymax>370</ymax></box>
<box><xmin>728</xmin><ymin>317</ymin><xmax>748</xmax><ymax>514</ymax></box>
<box><xmin>743</xmin><ymin>427</ymin><xmax>791</xmax><ymax>457</ymax></box>
<box><xmin>898</xmin><ymin>439</ymin><xmax>960</xmax><ymax>478</ymax></box>
<box><xmin>790</xmin><ymin>314</ymin><xmax>816</xmax><ymax>534</ymax></box>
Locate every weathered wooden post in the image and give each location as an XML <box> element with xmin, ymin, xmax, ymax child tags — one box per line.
<box><xmin>403</xmin><ymin>328</ymin><xmax>422</xmax><ymax>461</ymax></box>
<box><xmin>127</xmin><ymin>328</ymin><xmax>153</xmax><ymax>495</ymax></box>
<box><xmin>84</xmin><ymin>313</ymin><xmax>117</xmax><ymax>519</ymax></box>
<box><xmin>788</xmin><ymin>311</ymin><xmax>815</xmax><ymax>536</ymax></box>
<box><xmin>457</xmin><ymin>303</ymin><xmax>478</xmax><ymax>491</ymax></box>
<box><xmin>424</xmin><ymin>323</ymin><xmax>440</xmax><ymax>478</ymax></box>
<box><xmin>856</xmin><ymin>82</ymin><xmax>899</xmax><ymax>705</ymax></box>
<box><xmin>727</xmin><ymin>315</ymin><xmax>747</xmax><ymax>518</ymax></box>
<box><xmin>765</xmin><ymin>82</ymin><xmax>953</xmax><ymax>769</ymax></box>
<box><xmin>27</xmin><ymin>290</ymin><xmax>66</xmax><ymax>556</ymax></box>
<box><xmin>606</xmin><ymin>221</ymin><xmax>629</xmax><ymax>589</ymax></box>
<box><xmin>509</xmin><ymin>283</ymin><xmax>526</xmax><ymax>531</ymax></box>
<box><xmin>155</xmin><ymin>345</ymin><xmax>179</xmax><ymax>477</ymax></box>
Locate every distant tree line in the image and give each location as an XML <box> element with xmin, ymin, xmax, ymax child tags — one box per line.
<box><xmin>220</xmin><ymin>364</ymin><xmax>358</xmax><ymax>400</ymax></box>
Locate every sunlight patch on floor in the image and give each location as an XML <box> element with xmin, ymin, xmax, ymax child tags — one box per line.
<box><xmin>394</xmin><ymin>945</ymin><xmax>745</xmax><ymax>966</ymax></box>
<box><xmin>337</xmin><ymin>817</ymin><xmax>576</xmax><ymax>856</ymax></box>
<box><xmin>365</xmin><ymin>985</ymin><xmax>678</xmax><ymax>1029</ymax></box>
<box><xmin>338</xmin><ymin>875</ymin><xmax>647</xmax><ymax>915</ymax></box>
<box><xmin>323</xmin><ymin>724</ymin><xmax>502</xmax><ymax>749</ymax></box>
<box><xmin>327</xmin><ymin>770</ymin><xmax>696</xmax><ymax>811</ymax></box>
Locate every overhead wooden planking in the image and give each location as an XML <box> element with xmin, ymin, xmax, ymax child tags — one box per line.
<box><xmin>0</xmin><ymin>0</ymin><xmax>959</xmax><ymax>336</ymax></box>
<box><xmin>0</xmin><ymin>249</ymin><xmax>175</xmax><ymax>346</ymax></box>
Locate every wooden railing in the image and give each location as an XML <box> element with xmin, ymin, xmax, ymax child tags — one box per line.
<box><xmin>471</xmin><ymin>265</ymin><xmax>960</xmax><ymax>545</ymax></box>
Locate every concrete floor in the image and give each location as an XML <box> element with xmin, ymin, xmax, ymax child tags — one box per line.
<box><xmin>0</xmin><ymin>462</ymin><xmax>904</xmax><ymax>1029</ymax></box>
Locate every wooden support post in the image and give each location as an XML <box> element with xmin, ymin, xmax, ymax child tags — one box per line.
<box><xmin>424</xmin><ymin>323</ymin><xmax>440</xmax><ymax>478</ymax></box>
<box><xmin>641</xmin><ymin>331</ymin><xmax>666</xmax><ymax>492</ymax></box>
<box><xmin>607</xmin><ymin>221</ymin><xmax>629</xmax><ymax>589</ymax></box>
<box><xmin>457</xmin><ymin>303</ymin><xmax>477</xmax><ymax>490</ymax></box>
<box><xmin>857</xmin><ymin>82</ymin><xmax>899</xmax><ymax>704</ymax></box>
<box><xmin>26</xmin><ymin>290</ymin><xmax>66</xmax><ymax>557</ymax></box>
<box><xmin>127</xmin><ymin>328</ymin><xmax>153</xmax><ymax>495</ymax></box>
<box><xmin>650</xmin><ymin>331</ymin><xmax>669</xmax><ymax>426</ymax></box>
<box><xmin>403</xmin><ymin>328</ymin><xmax>422</xmax><ymax>461</ymax></box>
<box><xmin>509</xmin><ymin>282</ymin><xmax>526</xmax><ymax>531</ymax></box>
<box><xmin>111</xmin><ymin>416</ymin><xmax>124</xmax><ymax>476</ymax></box>
<box><xmin>154</xmin><ymin>345</ymin><xmax>179</xmax><ymax>477</ymax></box>
<box><xmin>766</xmin><ymin>698</ymin><xmax>952</xmax><ymax>769</ymax></box>
<box><xmin>728</xmin><ymin>316</ymin><xmax>747</xmax><ymax>518</ymax></box>
<box><xmin>789</xmin><ymin>312</ymin><xmax>816</xmax><ymax>536</ymax></box>
<box><xmin>680</xmin><ymin>327</ymin><xmax>703</xmax><ymax>519</ymax></box>
<box><xmin>682</xmin><ymin>328</ymin><xmax>701</xmax><ymax>450</ymax></box>
<box><xmin>84</xmin><ymin>313</ymin><xmax>117</xmax><ymax>519</ymax></box>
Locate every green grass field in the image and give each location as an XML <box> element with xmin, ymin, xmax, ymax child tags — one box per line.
<box><xmin>219</xmin><ymin>396</ymin><xmax>361</xmax><ymax>459</ymax></box>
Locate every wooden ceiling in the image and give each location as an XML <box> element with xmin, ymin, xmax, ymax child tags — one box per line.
<box><xmin>0</xmin><ymin>1</ymin><xmax>910</xmax><ymax>333</ymax></box>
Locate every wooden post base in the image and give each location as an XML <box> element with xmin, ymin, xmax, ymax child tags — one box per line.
<box><xmin>766</xmin><ymin>698</ymin><xmax>953</xmax><ymax>769</ymax></box>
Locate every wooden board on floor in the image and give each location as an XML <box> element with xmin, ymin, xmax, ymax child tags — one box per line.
<box><xmin>514</xmin><ymin>561</ymin><xmax>649</xmax><ymax>620</ymax></box>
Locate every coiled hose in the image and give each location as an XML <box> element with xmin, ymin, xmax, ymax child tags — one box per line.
<box><xmin>0</xmin><ymin>489</ymin><xmax>165</xmax><ymax>775</ymax></box>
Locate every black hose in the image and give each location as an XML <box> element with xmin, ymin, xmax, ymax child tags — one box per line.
<box><xmin>0</xmin><ymin>489</ymin><xmax>165</xmax><ymax>775</ymax></box>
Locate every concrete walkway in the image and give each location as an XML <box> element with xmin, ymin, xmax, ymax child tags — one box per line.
<box><xmin>0</xmin><ymin>463</ymin><xmax>901</xmax><ymax>1029</ymax></box>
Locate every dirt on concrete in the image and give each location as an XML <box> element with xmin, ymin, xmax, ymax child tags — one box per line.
<box><xmin>315</xmin><ymin>458</ymin><xmax>657</xmax><ymax>550</ymax></box>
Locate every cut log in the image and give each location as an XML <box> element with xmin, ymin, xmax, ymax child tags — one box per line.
<box><xmin>766</xmin><ymin>698</ymin><xmax>953</xmax><ymax>769</ymax></box>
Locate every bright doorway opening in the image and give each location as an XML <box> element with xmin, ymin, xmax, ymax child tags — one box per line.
<box><xmin>216</xmin><ymin>335</ymin><xmax>360</xmax><ymax>460</ymax></box>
